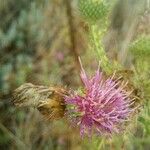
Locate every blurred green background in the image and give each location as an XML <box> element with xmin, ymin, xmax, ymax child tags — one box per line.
<box><xmin>0</xmin><ymin>0</ymin><xmax>150</xmax><ymax>149</ymax></box>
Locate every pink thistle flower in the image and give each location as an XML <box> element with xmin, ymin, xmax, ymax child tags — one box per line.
<box><xmin>65</xmin><ymin>60</ymin><xmax>134</xmax><ymax>137</ymax></box>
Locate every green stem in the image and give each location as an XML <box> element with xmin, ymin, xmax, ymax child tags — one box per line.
<box><xmin>90</xmin><ymin>25</ymin><xmax>116</xmax><ymax>74</ymax></box>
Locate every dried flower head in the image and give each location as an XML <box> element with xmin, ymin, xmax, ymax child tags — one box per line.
<box><xmin>65</xmin><ymin>61</ymin><xmax>134</xmax><ymax>137</ymax></box>
<box><xmin>13</xmin><ymin>83</ymin><xmax>68</xmax><ymax>120</ymax></box>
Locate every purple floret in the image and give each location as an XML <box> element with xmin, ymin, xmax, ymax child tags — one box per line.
<box><xmin>65</xmin><ymin>61</ymin><xmax>133</xmax><ymax>137</ymax></box>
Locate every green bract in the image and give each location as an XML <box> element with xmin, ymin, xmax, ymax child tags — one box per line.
<box><xmin>78</xmin><ymin>0</ymin><xmax>108</xmax><ymax>22</ymax></box>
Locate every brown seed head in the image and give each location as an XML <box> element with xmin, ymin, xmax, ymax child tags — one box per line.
<box><xmin>12</xmin><ymin>83</ymin><xmax>68</xmax><ymax>120</ymax></box>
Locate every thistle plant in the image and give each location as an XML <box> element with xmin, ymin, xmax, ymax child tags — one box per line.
<box><xmin>63</xmin><ymin>0</ymin><xmax>142</xmax><ymax>138</ymax></box>
<box><xmin>12</xmin><ymin>0</ymin><xmax>148</xmax><ymax>144</ymax></box>
<box><xmin>1</xmin><ymin>0</ymin><xmax>150</xmax><ymax>149</ymax></box>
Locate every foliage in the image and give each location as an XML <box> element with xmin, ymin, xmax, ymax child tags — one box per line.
<box><xmin>0</xmin><ymin>0</ymin><xmax>150</xmax><ymax>149</ymax></box>
<box><xmin>130</xmin><ymin>36</ymin><xmax>150</xmax><ymax>58</ymax></box>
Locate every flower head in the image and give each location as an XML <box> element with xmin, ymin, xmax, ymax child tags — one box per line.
<box><xmin>65</xmin><ymin>61</ymin><xmax>133</xmax><ymax>137</ymax></box>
